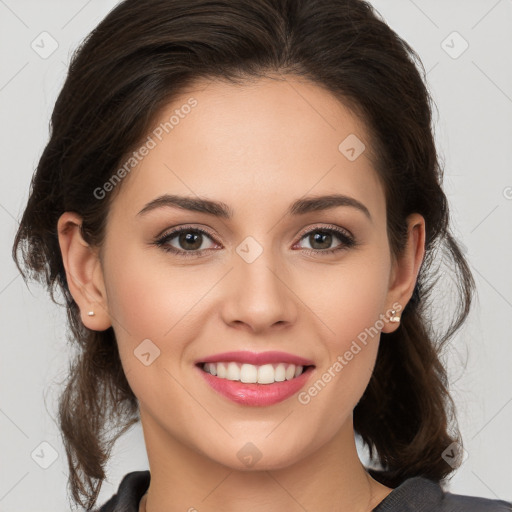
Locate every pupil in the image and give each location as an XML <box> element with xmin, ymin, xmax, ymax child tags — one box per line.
<box><xmin>312</xmin><ymin>232</ymin><xmax>331</xmax><ymax>249</ymax></box>
<box><xmin>180</xmin><ymin>232</ymin><xmax>201</xmax><ymax>250</ymax></box>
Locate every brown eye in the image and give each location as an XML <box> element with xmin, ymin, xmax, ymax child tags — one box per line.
<box><xmin>306</xmin><ymin>231</ymin><xmax>334</xmax><ymax>250</ymax></box>
<box><xmin>295</xmin><ymin>226</ymin><xmax>356</xmax><ymax>255</ymax></box>
<box><xmin>154</xmin><ymin>227</ymin><xmax>219</xmax><ymax>257</ymax></box>
<box><xmin>175</xmin><ymin>231</ymin><xmax>206</xmax><ymax>251</ymax></box>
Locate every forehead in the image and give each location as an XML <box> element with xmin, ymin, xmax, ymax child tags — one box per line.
<box><xmin>108</xmin><ymin>75</ymin><xmax>385</xmax><ymax>223</ymax></box>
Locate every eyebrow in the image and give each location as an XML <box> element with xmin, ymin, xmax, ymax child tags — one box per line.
<box><xmin>137</xmin><ymin>193</ymin><xmax>372</xmax><ymax>221</ymax></box>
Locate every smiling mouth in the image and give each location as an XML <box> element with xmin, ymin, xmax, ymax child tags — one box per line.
<box><xmin>198</xmin><ymin>362</ymin><xmax>314</xmax><ymax>385</ymax></box>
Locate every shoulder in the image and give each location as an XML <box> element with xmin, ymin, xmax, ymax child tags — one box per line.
<box><xmin>373</xmin><ymin>476</ymin><xmax>512</xmax><ymax>512</ymax></box>
<box><xmin>91</xmin><ymin>471</ymin><xmax>512</xmax><ymax>512</ymax></box>
<box><xmin>443</xmin><ymin>489</ymin><xmax>512</xmax><ymax>512</ymax></box>
<box><xmin>92</xmin><ymin>470</ymin><xmax>151</xmax><ymax>512</ymax></box>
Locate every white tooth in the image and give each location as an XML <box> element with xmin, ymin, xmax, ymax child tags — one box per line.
<box><xmin>274</xmin><ymin>363</ymin><xmax>286</xmax><ymax>382</ymax></box>
<box><xmin>226</xmin><ymin>362</ymin><xmax>240</xmax><ymax>381</ymax></box>
<box><xmin>217</xmin><ymin>362</ymin><xmax>227</xmax><ymax>378</ymax></box>
<box><xmin>240</xmin><ymin>363</ymin><xmax>258</xmax><ymax>383</ymax></box>
<box><xmin>211</xmin><ymin>362</ymin><xmax>304</xmax><ymax>382</ymax></box>
<box><xmin>257</xmin><ymin>364</ymin><xmax>275</xmax><ymax>384</ymax></box>
<box><xmin>285</xmin><ymin>364</ymin><xmax>296</xmax><ymax>380</ymax></box>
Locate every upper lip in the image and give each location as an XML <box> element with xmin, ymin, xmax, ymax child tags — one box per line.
<box><xmin>197</xmin><ymin>350</ymin><xmax>315</xmax><ymax>366</ymax></box>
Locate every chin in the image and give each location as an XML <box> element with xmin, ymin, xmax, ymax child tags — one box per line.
<box><xmin>197</xmin><ymin>432</ymin><xmax>321</xmax><ymax>473</ymax></box>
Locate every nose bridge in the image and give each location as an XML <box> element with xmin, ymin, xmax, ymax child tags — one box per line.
<box><xmin>222</xmin><ymin>233</ymin><xmax>297</xmax><ymax>331</ymax></box>
<box><xmin>236</xmin><ymin>233</ymin><xmax>286</xmax><ymax>301</ymax></box>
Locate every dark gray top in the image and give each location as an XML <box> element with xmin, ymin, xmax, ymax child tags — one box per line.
<box><xmin>94</xmin><ymin>470</ymin><xmax>512</xmax><ymax>511</ymax></box>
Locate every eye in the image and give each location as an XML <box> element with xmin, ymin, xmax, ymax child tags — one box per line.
<box><xmin>154</xmin><ymin>226</ymin><xmax>219</xmax><ymax>258</ymax></box>
<box><xmin>294</xmin><ymin>225</ymin><xmax>356</xmax><ymax>255</ymax></box>
<box><xmin>153</xmin><ymin>224</ymin><xmax>356</xmax><ymax>258</ymax></box>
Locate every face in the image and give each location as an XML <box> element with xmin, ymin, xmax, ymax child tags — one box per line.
<box><xmin>95</xmin><ymin>76</ymin><xmax>403</xmax><ymax>470</ymax></box>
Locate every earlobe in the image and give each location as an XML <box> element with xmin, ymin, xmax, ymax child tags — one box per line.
<box><xmin>382</xmin><ymin>213</ymin><xmax>426</xmax><ymax>333</ymax></box>
<box><xmin>57</xmin><ymin>212</ymin><xmax>112</xmax><ymax>331</ymax></box>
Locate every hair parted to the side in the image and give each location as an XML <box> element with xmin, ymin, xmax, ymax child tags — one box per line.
<box><xmin>12</xmin><ymin>0</ymin><xmax>475</xmax><ymax>509</ymax></box>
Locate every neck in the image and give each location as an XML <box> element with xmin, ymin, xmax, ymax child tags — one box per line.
<box><xmin>139</xmin><ymin>411</ymin><xmax>392</xmax><ymax>512</ymax></box>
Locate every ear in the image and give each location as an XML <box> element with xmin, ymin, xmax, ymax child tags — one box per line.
<box><xmin>381</xmin><ymin>213</ymin><xmax>426</xmax><ymax>333</ymax></box>
<box><xmin>57</xmin><ymin>212</ymin><xmax>111</xmax><ymax>331</ymax></box>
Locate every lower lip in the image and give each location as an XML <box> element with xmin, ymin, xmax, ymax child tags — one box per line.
<box><xmin>197</xmin><ymin>366</ymin><xmax>314</xmax><ymax>406</ymax></box>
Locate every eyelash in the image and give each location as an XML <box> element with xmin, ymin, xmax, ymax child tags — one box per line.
<box><xmin>153</xmin><ymin>224</ymin><xmax>357</xmax><ymax>259</ymax></box>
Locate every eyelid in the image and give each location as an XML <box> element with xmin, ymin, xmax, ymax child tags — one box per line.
<box><xmin>154</xmin><ymin>223</ymin><xmax>217</xmax><ymax>241</ymax></box>
<box><xmin>295</xmin><ymin>223</ymin><xmax>354</xmax><ymax>241</ymax></box>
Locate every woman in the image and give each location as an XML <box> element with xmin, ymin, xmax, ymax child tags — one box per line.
<box><xmin>12</xmin><ymin>0</ymin><xmax>512</xmax><ymax>510</ymax></box>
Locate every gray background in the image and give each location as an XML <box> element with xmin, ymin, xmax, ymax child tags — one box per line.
<box><xmin>1</xmin><ymin>0</ymin><xmax>511</xmax><ymax>510</ymax></box>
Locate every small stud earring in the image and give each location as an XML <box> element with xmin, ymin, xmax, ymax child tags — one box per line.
<box><xmin>389</xmin><ymin>309</ymin><xmax>400</xmax><ymax>323</ymax></box>
<box><xmin>87</xmin><ymin>311</ymin><xmax>95</xmax><ymax>317</ymax></box>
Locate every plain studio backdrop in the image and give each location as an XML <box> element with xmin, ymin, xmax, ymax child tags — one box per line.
<box><xmin>1</xmin><ymin>1</ymin><xmax>511</xmax><ymax>510</ymax></box>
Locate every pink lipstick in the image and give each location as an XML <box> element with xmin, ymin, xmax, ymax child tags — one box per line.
<box><xmin>195</xmin><ymin>351</ymin><xmax>315</xmax><ymax>406</ymax></box>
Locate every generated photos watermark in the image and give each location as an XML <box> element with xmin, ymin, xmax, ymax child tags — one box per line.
<box><xmin>297</xmin><ymin>302</ymin><xmax>403</xmax><ymax>405</ymax></box>
<box><xmin>93</xmin><ymin>97</ymin><xmax>198</xmax><ymax>200</ymax></box>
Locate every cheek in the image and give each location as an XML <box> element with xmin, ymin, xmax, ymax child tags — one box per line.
<box><xmin>103</xmin><ymin>243</ymin><xmax>209</xmax><ymax>339</ymax></box>
<box><xmin>303</xmin><ymin>250</ymin><xmax>391</xmax><ymax>348</ymax></box>
<box><xmin>102</xmin><ymin>256</ymin><xmax>210</xmax><ymax>416</ymax></box>
<box><xmin>297</xmin><ymin>251</ymin><xmax>390</xmax><ymax>410</ymax></box>
<box><xmin>101</xmin><ymin>244</ymin><xmax>215</xmax><ymax>389</ymax></box>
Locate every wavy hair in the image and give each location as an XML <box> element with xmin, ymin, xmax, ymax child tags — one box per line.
<box><xmin>12</xmin><ymin>0</ymin><xmax>474</xmax><ymax>508</ymax></box>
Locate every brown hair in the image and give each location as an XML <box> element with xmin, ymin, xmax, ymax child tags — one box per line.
<box><xmin>12</xmin><ymin>0</ymin><xmax>474</xmax><ymax>509</ymax></box>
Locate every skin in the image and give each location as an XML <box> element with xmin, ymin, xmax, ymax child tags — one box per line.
<box><xmin>58</xmin><ymin>75</ymin><xmax>425</xmax><ymax>511</ymax></box>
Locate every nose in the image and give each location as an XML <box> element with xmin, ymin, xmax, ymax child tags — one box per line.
<box><xmin>220</xmin><ymin>246</ymin><xmax>299</xmax><ymax>334</ymax></box>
